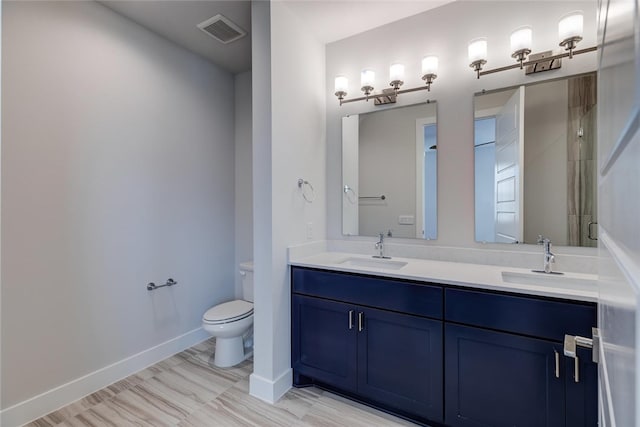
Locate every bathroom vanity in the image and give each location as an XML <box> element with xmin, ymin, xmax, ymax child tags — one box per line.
<box><xmin>290</xmin><ymin>257</ymin><xmax>597</xmax><ymax>427</ymax></box>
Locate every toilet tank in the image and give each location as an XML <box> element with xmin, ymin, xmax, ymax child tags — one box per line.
<box><xmin>239</xmin><ymin>261</ymin><xmax>254</xmax><ymax>302</ymax></box>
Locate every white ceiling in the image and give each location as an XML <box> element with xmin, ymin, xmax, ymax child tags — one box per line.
<box><xmin>284</xmin><ymin>1</ymin><xmax>454</xmax><ymax>44</ymax></box>
<box><xmin>100</xmin><ymin>1</ymin><xmax>252</xmax><ymax>73</ymax></box>
<box><xmin>100</xmin><ymin>0</ymin><xmax>454</xmax><ymax>75</ymax></box>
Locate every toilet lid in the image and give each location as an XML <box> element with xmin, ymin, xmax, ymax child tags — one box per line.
<box><xmin>203</xmin><ymin>300</ymin><xmax>253</xmax><ymax>323</ymax></box>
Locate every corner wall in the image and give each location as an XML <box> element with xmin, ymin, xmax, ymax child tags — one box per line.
<box><xmin>250</xmin><ymin>1</ymin><xmax>326</xmax><ymax>402</ymax></box>
<box><xmin>1</xmin><ymin>1</ymin><xmax>235</xmax><ymax>422</ymax></box>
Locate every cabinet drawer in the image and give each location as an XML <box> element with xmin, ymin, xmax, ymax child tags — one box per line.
<box><xmin>292</xmin><ymin>267</ymin><xmax>442</xmax><ymax>319</ymax></box>
<box><xmin>445</xmin><ymin>288</ymin><xmax>595</xmax><ymax>341</ymax></box>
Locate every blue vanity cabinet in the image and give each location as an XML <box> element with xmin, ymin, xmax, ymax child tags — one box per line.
<box><xmin>444</xmin><ymin>288</ymin><xmax>598</xmax><ymax>427</ymax></box>
<box><xmin>445</xmin><ymin>323</ymin><xmax>566</xmax><ymax>427</ymax></box>
<box><xmin>291</xmin><ymin>267</ymin><xmax>444</xmax><ymax>424</ymax></box>
<box><xmin>356</xmin><ymin>305</ymin><xmax>443</xmax><ymax>422</ymax></box>
<box><xmin>292</xmin><ymin>267</ymin><xmax>597</xmax><ymax>427</ymax></box>
<box><xmin>292</xmin><ymin>294</ymin><xmax>358</xmax><ymax>393</ymax></box>
<box><xmin>565</xmin><ymin>346</ymin><xmax>598</xmax><ymax>427</ymax></box>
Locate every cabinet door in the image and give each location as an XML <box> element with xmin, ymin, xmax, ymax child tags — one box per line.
<box><xmin>445</xmin><ymin>324</ymin><xmax>564</xmax><ymax>427</ymax></box>
<box><xmin>357</xmin><ymin>307</ymin><xmax>443</xmax><ymax>423</ymax></box>
<box><xmin>565</xmin><ymin>346</ymin><xmax>598</xmax><ymax>427</ymax></box>
<box><xmin>292</xmin><ymin>294</ymin><xmax>357</xmax><ymax>392</ymax></box>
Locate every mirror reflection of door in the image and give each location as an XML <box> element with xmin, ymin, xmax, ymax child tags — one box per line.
<box><xmin>474</xmin><ymin>85</ymin><xmax>525</xmax><ymax>244</ymax></box>
<box><xmin>474</xmin><ymin>117</ymin><xmax>497</xmax><ymax>243</ymax></box>
<box><xmin>494</xmin><ymin>86</ymin><xmax>525</xmax><ymax>243</ymax></box>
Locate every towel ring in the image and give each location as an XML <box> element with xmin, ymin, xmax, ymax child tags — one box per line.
<box><xmin>343</xmin><ymin>184</ymin><xmax>357</xmax><ymax>204</ymax></box>
<box><xmin>298</xmin><ymin>178</ymin><xmax>315</xmax><ymax>203</ymax></box>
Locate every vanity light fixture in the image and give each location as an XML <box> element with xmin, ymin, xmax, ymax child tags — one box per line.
<box><xmin>469</xmin><ymin>10</ymin><xmax>596</xmax><ymax>79</ymax></box>
<box><xmin>360</xmin><ymin>69</ymin><xmax>375</xmax><ymax>100</ymax></box>
<box><xmin>558</xmin><ymin>11</ymin><xmax>583</xmax><ymax>58</ymax></box>
<box><xmin>421</xmin><ymin>56</ymin><xmax>438</xmax><ymax>91</ymax></box>
<box><xmin>510</xmin><ymin>26</ymin><xmax>532</xmax><ymax>69</ymax></box>
<box><xmin>334</xmin><ymin>57</ymin><xmax>439</xmax><ymax>106</ymax></box>
<box><xmin>389</xmin><ymin>63</ymin><xmax>405</xmax><ymax>94</ymax></box>
<box><xmin>468</xmin><ymin>38</ymin><xmax>488</xmax><ymax>78</ymax></box>
<box><xmin>334</xmin><ymin>75</ymin><xmax>348</xmax><ymax>104</ymax></box>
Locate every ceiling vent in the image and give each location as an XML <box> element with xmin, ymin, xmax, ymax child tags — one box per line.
<box><xmin>197</xmin><ymin>14</ymin><xmax>246</xmax><ymax>44</ymax></box>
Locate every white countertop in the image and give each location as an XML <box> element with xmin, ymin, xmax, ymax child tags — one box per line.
<box><xmin>289</xmin><ymin>252</ymin><xmax>598</xmax><ymax>303</ymax></box>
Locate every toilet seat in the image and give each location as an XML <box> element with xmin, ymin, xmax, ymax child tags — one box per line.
<box><xmin>203</xmin><ymin>300</ymin><xmax>253</xmax><ymax>325</ymax></box>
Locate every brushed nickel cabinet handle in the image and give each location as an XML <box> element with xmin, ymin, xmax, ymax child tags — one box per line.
<box><xmin>554</xmin><ymin>350</ymin><xmax>560</xmax><ymax>378</ymax></box>
<box><xmin>348</xmin><ymin>310</ymin><xmax>354</xmax><ymax>330</ymax></box>
<box><xmin>358</xmin><ymin>312</ymin><xmax>364</xmax><ymax>332</ymax></box>
<box><xmin>564</xmin><ymin>330</ymin><xmax>600</xmax><ymax>383</ymax></box>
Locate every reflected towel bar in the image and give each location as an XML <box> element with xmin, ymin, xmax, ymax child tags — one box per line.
<box><xmin>359</xmin><ymin>195</ymin><xmax>386</xmax><ymax>200</ymax></box>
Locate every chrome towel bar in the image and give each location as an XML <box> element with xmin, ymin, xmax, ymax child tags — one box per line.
<box><xmin>147</xmin><ymin>278</ymin><xmax>178</xmax><ymax>291</ymax></box>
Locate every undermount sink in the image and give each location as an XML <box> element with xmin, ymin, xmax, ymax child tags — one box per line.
<box><xmin>501</xmin><ymin>271</ymin><xmax>597</xmax><ymax>291</ymax></box>
<box><xmin>338</xmin><ymin>257</ymin><xmax>408</xmax><ymax>270</ymax></box>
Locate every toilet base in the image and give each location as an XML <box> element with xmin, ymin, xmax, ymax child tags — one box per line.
<box><xmin>213</xmin><ymin>336</ymin><xmax>253</xmax><ymax>368</ymax></box>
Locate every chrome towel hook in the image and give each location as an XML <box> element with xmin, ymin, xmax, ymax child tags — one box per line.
<box><xmin>298</xmin><ymin>178</ymin><xmax>315</xmax><ymax>203</ymax></box>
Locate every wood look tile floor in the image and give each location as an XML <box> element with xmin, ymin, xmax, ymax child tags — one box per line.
<box><xmin>26</xmin><ymin>339</ymin><xmax>417</xmax><ymax>427</ymax></box>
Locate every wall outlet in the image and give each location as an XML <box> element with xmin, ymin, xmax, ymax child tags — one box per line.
<box><xmin>306</xmin><ymin>222</ymin><xmax>313</xmax><ymax>240</ymax></box>
<box><xmin>398</xmin><ymin>215</ymin><xmax>415</xmax><ymax>225</ymax></box>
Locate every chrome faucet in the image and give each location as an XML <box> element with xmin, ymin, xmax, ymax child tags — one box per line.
<box><xmin>537</xmin><ymin>235</ymin><xmax>555</xmax><ymax>273</ymax></box>
<box><xmin>373</xmin><ymin>233</ymin><xmax>390</xmax><ymax>259</ymax></box>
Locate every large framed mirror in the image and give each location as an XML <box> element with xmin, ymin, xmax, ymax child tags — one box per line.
<box><xmin>474</xmin><ymin>72</ymin><xmax>597</xmax><ymax>247</ymax></box>
<box><xmin>342</xmin><ymin>101</ymin><xmax>437</xmax><ymax>239</ymax></box>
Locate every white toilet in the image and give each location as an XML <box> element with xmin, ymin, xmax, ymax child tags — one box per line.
<box><xmin>202</xmin><ymin>261</ymin><xmax>254</xmax><ymax>367</ymax></box>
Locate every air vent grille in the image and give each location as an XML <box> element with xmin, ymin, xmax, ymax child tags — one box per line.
<box><xmin>197</xmin><ymin>14</ymin><xmax>246</xmax><ymax>44</ymax></box>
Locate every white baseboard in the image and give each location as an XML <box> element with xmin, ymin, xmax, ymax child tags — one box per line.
<box><xmin>0</xmin><ymin>327</ymin><xmax>209</xmax><ymax>427</ymax></box>
<box><xmin>249</xmin><ymin>369</ymin><xmax>292</xmax><ymax>404</ymax></box>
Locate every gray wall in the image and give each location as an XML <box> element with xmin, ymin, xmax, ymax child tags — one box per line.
<box><xmin>1</xmin><ymin>1</ymin><xmax>235</xmax><ymax>408</ymax></box>
<box><xmin>523</xmin><ymin>79</ymin><xmax>568</xmax><ymax>245</ymax></box>
<box><xmin>326</xmin><ymin>1</ymin><xmax>597</xmax><ymax>247</ymax></box>
<box><xmin>234</xmin><ymin>71</ymin><xmax>253</xmax><ymax>297</ymax></box>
